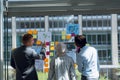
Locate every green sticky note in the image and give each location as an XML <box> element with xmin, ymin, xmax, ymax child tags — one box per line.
<box><xmin>62</xmin><ymin>35</ymin><xmax>66</xmax><ymax>40</ymax></box>
<box><xmin>50</xmin><ymin>42</ymin><xmax>54</xmax><ymax>46</ymax></box>
<box><xmin>50</xmin><ymin>52</ymin><xmax>54</xmax><ymax>56</ymax></box>
<box><xmin>33</xmin><ymin>35</ymin><xmax>37</xmax><ymax>39</ymax></box>
<box><xmin>61</xmin><ymin>31</ymin><xmax>66</xmax><ymax>35</ymax></box>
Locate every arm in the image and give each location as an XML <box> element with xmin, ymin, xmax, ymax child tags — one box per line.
<box><xmin>48</xmin><ymin>59</ymin><xmax>55</xmax><ymax>80</ymax></box>
<box><xmin>76</xmin><ymin>54</ymin><xmax>83</xmax><ymax>72</ymax></box>
<box><xmin>70</xmin><ymin>59</ymin><xmax>76</xmax><ymax>80</ymax></box>
<box><xmin>32</xmin><ymin>48</ymin><xmax>46</xmax><ymax>60</ymax></box>
<box><xmin>10</xmin><ymin>51</ymin><xmax>16</xmax><ymax>69</ymax></box>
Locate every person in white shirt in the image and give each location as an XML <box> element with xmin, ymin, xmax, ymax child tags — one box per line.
<box><xmin>48</xmin><ymin>43</ymin><xmax>76</xmax><ymax>80</ymax></box>
<box><xmin>74</xmin><ymin>35</ymin><xmax>100</xmax><ymax>80</ymax></box>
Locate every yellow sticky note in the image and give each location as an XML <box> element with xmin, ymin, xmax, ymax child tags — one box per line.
<box><xmin>50</xmin><ymin>52</ymin><xmax>54</xmax><ymax>56</ymax></box>
<box><xmin>33</xmin><ymin>34</ymin><xmax>37</xmax><ymax>39</ymax></box>
<box><xmin>50</xmin><ymin>42</ymin><xmax>54</xmax><ymax>46</ymax></box>
<box><xmin>50</xmin><ymin>46</ymin><xmax>55</xmax><ymax>51</ymax></box>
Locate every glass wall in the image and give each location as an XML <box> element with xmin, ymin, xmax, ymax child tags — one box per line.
<box><xmin>4</xmin><ymin>14</ymin><xmax>120</xmax><ymax>80</ymax></box>
<box><xmin>82</xmin><ymin>15</ymin><xmax>112</xmax><ymax>65</ymax></box>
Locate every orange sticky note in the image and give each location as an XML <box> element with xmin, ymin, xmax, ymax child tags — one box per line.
<box><xmin>55</xmin><ymin>42</ymin><xmax>59</xmax><ymax>45</ymax></box>
<box><xmin>36</xmin><ymin>40</ymin><xmax>42</xmax><ymax>45</ymax></box>
<box><xmin>44</xmin><ymin>68</ymin><xmax>49</xmax><ymax>73</ymax></box>
<box><xmin>27</xmin><ymin>30</ymin><xmax>33</xmax><ymax>34</ymax></box>
<box><xmin>66</xmin><ymin>35</ymin><xmax>71</xmax><ymax>40</ymax></box>
<box><xmin>33</xmin><ymin>29</ymin><xmax>38</xmax><ymax>34</ymax></box>
<box><xmin>44</xmin><ymin>63</ymin><xmax>49</xmax><ymax>67</ymax></box>
<box><xmin>44</xmin><ymin>58</ymin><xmax>49</xmax><ymax>62</ymax></box>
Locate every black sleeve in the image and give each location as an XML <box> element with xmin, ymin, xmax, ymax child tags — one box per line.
<box><xmin>10</xmin><ymin>50</ymin><xmax>16</xmax><ymax>69</ymax></box>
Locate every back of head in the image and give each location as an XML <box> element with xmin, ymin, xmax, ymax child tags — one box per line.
<box><xmin>55</xmin><ymin>43</ymin><xmax>67</xmax><ymax>56</ymax></box>
<box><xmin>22</xmin><ymin>34</ymin><xmax>33</xmax><ymax>46</ymax></box>
<box><xmin>75</xmin><ymin>35</ymin><xmax>87</xmax><ymax>48</ymax></box>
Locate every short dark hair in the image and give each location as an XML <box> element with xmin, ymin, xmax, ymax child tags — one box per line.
<box><xmin>22</xmin><ymin>34</ymin><xmax>33</xmax><ymax>43</ymax></box>
<box><xmin>75</xmin><ymin>35</ymin><xmax>87</xmax><ymax>47</ymax></box>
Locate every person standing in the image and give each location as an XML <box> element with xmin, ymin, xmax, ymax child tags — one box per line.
<box><xmin>48</xmin><ymin>43</ymin><xmax>76</xmax><ymax>80</ymax></box>
<box><xmin>10</xmin><ymin>34</ymin><xmax>45</xmax><ymax>80</ymax></box>
<box><xmin>75</xmin><ymin>35</ymin><xmax>100</xmax><ymax>80</ymax></box>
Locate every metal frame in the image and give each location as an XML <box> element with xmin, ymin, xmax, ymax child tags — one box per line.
<box><xmin>0</xmin><ymin>0</ymin><xmax>4</xmax><ymax>80</ymax></box>
<box><xmin>12</xmin><ymin>17</ymin><xmax>17</xmax><ymax>49</ymax></box>
<box><xmin>111</xmin><ymin>14</ymin><xmax>119</xmax><ymax>66</ymax></box>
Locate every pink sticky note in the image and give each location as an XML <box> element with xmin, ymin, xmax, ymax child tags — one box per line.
<box><xmin>46</xmin><ymin>42</ymin><xmax>50</xmax><ymax>45</ymax></box>
<box><xmin>46</xmin><ymin>51</ymin><xmax>50</xmax><ymax>55</ymax></box>
<box><xmin>71</xmin><ymin>33</ymin><xmax>75</xmax><ymax>37</ymax></box>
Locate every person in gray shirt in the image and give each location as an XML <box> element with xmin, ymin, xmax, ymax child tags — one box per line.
<box><xmin>48</xmin><ymin>43</ymin><xmax>76</xmax><ymax>80</ymax></box>
<box><xmin>11</xmin><ymin>34</ymin><xmax>45</xmax><ymax>80</ymax></box>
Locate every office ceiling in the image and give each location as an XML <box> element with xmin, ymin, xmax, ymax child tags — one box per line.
<box><xmin>7</xmin><ymin>0</ymin><xmax>120</xmax><ymax>16</ymax></box>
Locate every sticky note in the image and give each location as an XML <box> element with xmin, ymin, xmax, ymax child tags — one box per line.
<box><xmin>44</xmin><ymin>63</ymin><xmax>49</xmax><ymax>67</ymax></box>
<box><xmin>36</xmin><ymin>40</ymin><xmax>41</xmax><ymax>45</ymax></box>
<box><xmin>44</xmin><ymin>68</ymin><xmax>49</xmax><ymax>73</ymax></box>
<box><xmin>33</xmin><ymin>34</ymin><xmax>37</xmax><ymax>39</ymax></box>
<box><xmin>71</xmin><ymin>33</ymin><xmax>75</xmax><ymax>37</ymax></box>
<box><xmin>50</xmin><ymin>42</ymin><xmax>54</xmax><ymax>46</ymax></box>
<box><xmin>66</xmin><ymin>35</ymin><xmax>71</xmax><ymax>40</ymax></box>
<box><xmin>27</xmin><ymin>30</ymin><xmax>33</xmax><ymax>34</ymax></box>
<box><xmin>50</xmin><ymin>46</ymin><xmax>55</xmax><ymax>51</ymax></box>
<box><xmin>46</xmin><ymin>42</ymin><xmax>50</xmax><ymax>45</ymax></box>
<box><xmin>46</xmin><ymin>51</ymin><xmax>50</xmax><ymax>55</ymax></box>
<box><xmin>50</xmin><ymin>52</ymin><xmax>54</xmax><ymax>56</ymax></box>
<box><xmin>44</xmin><ymin>58</ymin><xmax>49</xmax><ymax>62</ymax></box>
<box><xmin>55</xmin><ymin>41</ymin><xmax>59</xmax><ymax>45</ymax></box>
<box><xmin>61</xmin><ymin>31</ymin><xmax>66</xmax><ymax>35</ymax></box>
<box><xmin>33</xmin><ymin>29</ymin><xmax>38</xmax><ymax>34</ymax></box>
<box><xmin>62</xmin><ymin>35</ymin><xmax>66</xmax><ymax>40</ymax></box>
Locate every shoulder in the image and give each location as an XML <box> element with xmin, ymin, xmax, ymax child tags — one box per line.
<box><xmin>87</xmin><ymin>46</ymin><xmax>97</xmax><ymax>51</ymax></box>
<box><xmin>65</xmin><ymin>55</ymin><xmax>74</xmax><ymax>62</ymax></box>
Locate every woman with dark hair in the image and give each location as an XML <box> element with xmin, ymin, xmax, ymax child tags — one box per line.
<box><xmin>75</xmin><ymin>35</ymin><xmax>100</xmax><ymax>80</ymax></box>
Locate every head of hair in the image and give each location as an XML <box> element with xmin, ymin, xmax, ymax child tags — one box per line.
<box><xmin>75</xmin><ymin>35</ymin><xmax>87</xmax><ymax>48</ymax></box>
<box><xmin>22</xmin><ymin>34</ymin><xmax>33</xmax><ymax>44</ymax></box>
<box><xmin>55</xmin><ymin>42</ymin><xmax>67</xmax><ymax>56</ymax></box>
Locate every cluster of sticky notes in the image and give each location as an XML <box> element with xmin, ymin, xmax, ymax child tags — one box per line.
<box><xmin>50</xmin><ymin>42</ymin><xmax>55</xmax><ymax>51</ymax></box>
<box><xmin>27</xmin><ymin>29</ymin><xmax>38</xmax><ymax>39</ymax></box>
<box><xmin>44</xmin><ymin>58</ymin><xmax>49</xmax><ymax>72</ymax></box>
<box><xmin>61</xmin><ymin>31</ymin><xmax>66</xmax><ymax>40</ymax></box>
